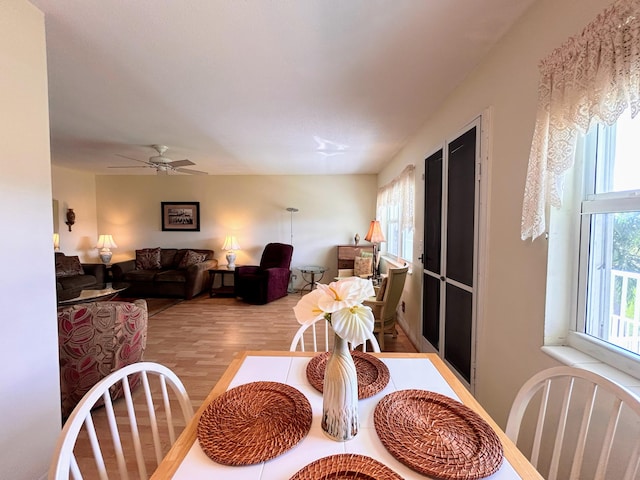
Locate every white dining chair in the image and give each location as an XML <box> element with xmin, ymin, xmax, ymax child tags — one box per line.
<box><xmin>49</xmin><ymin>361</ymin><xmax>194</xmax><ymax>480</ymax></box>
<box><xmin>505</xmin><ymin>366</ymin><xmax>640</xmax><ymax>480</ymax></box>
<box><xmin>289</xmin><ymin>317</ymin><xmax>381</xmax><ymax>353</ymax></box>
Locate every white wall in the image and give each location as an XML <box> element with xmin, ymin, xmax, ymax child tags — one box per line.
<box><xmin>92</xmin><ymin>174</ymin><xmax>378</xmax><ymax>289</ymax></box>
<box><xmin>51</xmin><ymin>165</ymin><xmax>98</xmax><ymax>262</ymax></box>
<box><xmin>379</xmin><ymin>0</ymin><xmax>614</xmax><ymax>426</ymax></box>
<box><xmin>0</xmin><ymin>1</ymin><xmax>61</xmax><ymax>478</ymax></box>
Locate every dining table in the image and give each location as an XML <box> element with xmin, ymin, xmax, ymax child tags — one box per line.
<box><xmin>150</xmin><ymin>351</ymin><xmax>543</xmax><ymax>479</ymax></box>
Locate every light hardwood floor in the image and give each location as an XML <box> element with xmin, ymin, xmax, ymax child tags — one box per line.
<box><xmin>68</xmin><ymin>291</ymin><xmax>417</xmax><ymax>477</ymax></box>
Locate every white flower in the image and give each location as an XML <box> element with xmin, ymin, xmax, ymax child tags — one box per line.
<box><xmin>294</xmin><ymin>277</ymin><xmax>375</xmax><ymax>348</ymax></box>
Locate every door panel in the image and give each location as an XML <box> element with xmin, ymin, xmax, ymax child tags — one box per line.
<box><xmin>425</xmin><ymin>149</ymin><xmax>443</xmax><ymax>274</ymax></box>
<box><xmin>422</xmin><ymin>120</ymin><xmax>479</xmax><ymax>389</ymax></box>
<box><xmin>422</xmin><ymin>273</ymin><xmax>441</xmax><ymax>349</ymax></box>
<box><xmin>446</xmin><ymin>128</ymin><xmax>476</xmax><ymax>287</ymax></box>
<box><xmin>444</xmin><ymin>283</ymin><xmax>473</xmax><ymax>382</ymax></box>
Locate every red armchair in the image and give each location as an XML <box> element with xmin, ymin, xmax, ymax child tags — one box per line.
<box><xmin>235</xmin><ymin>243</ymin><xmax>293</xmax><ymax>304</ymax></box>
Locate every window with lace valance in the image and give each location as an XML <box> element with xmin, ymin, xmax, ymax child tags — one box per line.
<box><xmin>376</xmin><ymin>165</ymin><xmax>415</xmax><ymax>262</ymax></box>
<box><xmin>521</xmin><ymin>0</ymin><xmax>640</xmax><ymax>241</ymax></box>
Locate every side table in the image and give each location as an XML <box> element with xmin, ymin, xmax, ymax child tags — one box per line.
<box><xmin>208</xmin><ymin>268</ymin><xmax>236</xmax><ymax>297</ymax></box>
<box><xmin>298</xmin><ymin>265</ymin><xmax>327</xmax><ymax>294</ymax></box>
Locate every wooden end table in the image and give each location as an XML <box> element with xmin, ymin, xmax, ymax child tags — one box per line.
<box><xmin>208</xmin><ymin>268</ymin><xmax>236</xmax><ymax>297</ymax></box>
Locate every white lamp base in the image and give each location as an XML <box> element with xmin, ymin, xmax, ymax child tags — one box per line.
<box><xmin>99</xmin><ymin>249</ymin><xmax>113</xmax><ymax>264</ymax></box>
<box><xmin>226</xmin><ymin>252</ymin><xmax>236</xmax><ymax>270</ymax></box>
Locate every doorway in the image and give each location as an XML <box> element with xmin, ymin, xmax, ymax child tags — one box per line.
<box><xmin>422</xmin><ymin>118</ymin><xmax>482</xmax><ymax>390</ymax></box>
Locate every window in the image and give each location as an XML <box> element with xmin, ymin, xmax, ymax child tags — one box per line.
<box><xmin>376</xmin><ymin>165</ymin><xmax>414</xmax><ymax>263</ymax></box>
<box><xmin>581</xmin><ymin>114</ymin><xmax>640</xmax><ymax>357</ymax></box>
<box><xmin>547</xmin><ymin>113</ymin><xmax>640</xmax><ymax>376</ymax></box>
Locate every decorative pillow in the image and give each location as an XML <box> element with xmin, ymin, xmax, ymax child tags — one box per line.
<box><xmin>55</xmin><ymin>255</ymin><xmax>84</xmax><ymax>278</ymax></box>
<box><xmin>354</xmin><ymin>256</ymin><xmax>373</xmax><ymax>277</ymax></box>
<box><xmin>135</xmin><ymin>247</ymin><xmax>162</xmax><ymax>270</ymax></box>
<box><xmin>178</xmin><ymin>250</ymin><xmax>207</xmax><ymax>269</ymax></box>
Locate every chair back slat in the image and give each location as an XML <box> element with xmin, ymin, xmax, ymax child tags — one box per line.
<box><xmin>120</xmin><ymin>373</ymin><xmax>146</xmax><ymax>479</ymax></box>
<box><xmin>569</xmin><ymin>382</ymin><xmax>597</xmax><ymax>480</ymax></box>
<box><xmin>593</xmin><ymin>397</ymin><xmax>623</xmax><ymax>480</ymax></box>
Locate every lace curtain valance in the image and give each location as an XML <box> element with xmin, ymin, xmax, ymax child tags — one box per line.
<box><xmin>376</xmin><ymin>164</ymin><xmax>415</xmax><ymax>233</ymax></box>
<box><xmin>521</xmin><ymin>0</ymin><xmax>640</xmax><ymax>240</ymax></box>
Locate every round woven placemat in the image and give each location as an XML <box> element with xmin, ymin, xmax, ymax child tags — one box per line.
<box><xmin>306</xmin><ymin>350</ymin><xmax>390</xmax><ymax>399</ymax></box>
<box><xmin>374</xmin><ymin>390</ymin><xmax>503</xmax><ymax>480</ymax></box>
<box><xmin>197</xmin><ymin>381</ymin><xmax>312</xmax><ymax>466</ymax></box>
<box><xmin>289</xmin><ymin>453</ymin><xmax>403</xmax><ymax>480</ymax></box>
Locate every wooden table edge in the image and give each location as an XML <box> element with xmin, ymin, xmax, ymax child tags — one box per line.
<box><xmin>150</xmin><ymin>350</ymin><xmax>542</xmax><ymax>480</ymax></box>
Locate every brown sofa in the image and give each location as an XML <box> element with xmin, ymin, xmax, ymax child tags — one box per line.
<box><xmin>111</xmin><ymin>247</ymin><xmax>217</xmax><ymax>299</ymax></box>
<box><xmin>55</xmin><ymin>252</ymin><xmax>106</xmax><ymax>301</ymax></box>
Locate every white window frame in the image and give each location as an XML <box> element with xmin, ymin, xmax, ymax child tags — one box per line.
<box><xmin>545</xmin><ymin>123</ymin><xmax>640</xmax><ymax>379</ymax></box>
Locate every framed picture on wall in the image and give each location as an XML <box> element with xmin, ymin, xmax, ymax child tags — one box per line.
<box><xmin>161</xmin><ymin>202</ymin><xmax>200</xmax><ymax>231</ymax></box>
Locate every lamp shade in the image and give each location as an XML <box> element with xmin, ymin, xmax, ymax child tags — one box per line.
<box><xmin>364</xmin><ymin>220</ymin><xmax>385</xmax><ymax>243</ymax></box>
<box><xmin>222</xmin><ymin>235</ymin><xmax>240</xmax><ymax>251</ymax></box>
<box><xmin>53</xmin><ymin>233</ymin><xmax>60</xmax><ymax>251</ymax></box>
<box><xmin>96</xmin><ymin>234</ymin><xmax>117</xmax><ymax>249</ymax></box>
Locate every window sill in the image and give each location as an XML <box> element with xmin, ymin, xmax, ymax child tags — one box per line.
<box><xmin>379</xmin><ymin>254</ymin><xmax>411</xmax><ymax>273</ymax></box>
<box><xmin>542</xmin><ymin>345</ymin><xmax>640</xmax><ymax>399</ymax></box>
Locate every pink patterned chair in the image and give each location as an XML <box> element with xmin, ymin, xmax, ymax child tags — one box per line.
<box><xmin>57</xmin><ymin>300</ymin><xmax>148</xmax><ymax>418</ymax></box>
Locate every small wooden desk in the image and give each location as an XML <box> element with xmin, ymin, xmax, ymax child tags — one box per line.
<box><xmin>151</xmin><ymin>351</ymin><xmax>542</xmax><ymax>479</ymax></box>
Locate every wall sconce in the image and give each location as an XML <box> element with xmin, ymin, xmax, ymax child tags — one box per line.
<box><xmin>222</xmin><ymin>235</ymin><xmax>240</xmax><ymax>270</ymax></box>
<box><xmin>96</xmin><ymin>234</ymin><xmax>117</xmax><ymax>264</ymax></box>
<box><xmin>53</xmin><ymin>233</ymin><xmax>60</xmax><ymax>251</ymax></box>
<box><xmin>65</xmin><ymin>208</ymin><xmax>76</xmax><ymax>231</ymax></box>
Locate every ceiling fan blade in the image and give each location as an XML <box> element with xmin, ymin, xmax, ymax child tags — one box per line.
<box><xmin>115</xmin><ymin>153</ymin><xmax>152</xmax><ymax>166</ymax></box>
<box><xmin>168</xmin><ymin>159</ymin><xmax>195</xmax><ymax>168</ymax></box>
<box><xmin>107</xmin><ymin>165</ymin><xmax>151</xmax><ymax>169</ymax></box>
<box><xmin>175</xmin><ymin>168</ymin><xmax>208</xmax><ymax>175</ymax></box>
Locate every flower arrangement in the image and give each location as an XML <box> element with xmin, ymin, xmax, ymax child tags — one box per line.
<box><xmin>293</xmin><ymin>276</ymin><xmax>375</xmax><ymax>348</ymax></box>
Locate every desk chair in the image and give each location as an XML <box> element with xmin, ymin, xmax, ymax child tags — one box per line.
<box><xmin>49</xmin><ymin>362</ymin><xmax>194</xmax><ymax>480</ymax></box>
<box><xmin>505</xmin><ymin>366</ymin><xmax>640</xmax><ymax>480</ymax></box>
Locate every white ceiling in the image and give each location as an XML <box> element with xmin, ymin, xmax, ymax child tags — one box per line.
<box><xmin>31</xmin><ymin>0</ymin><xmax>535</xmax><ymax>176</ymax></box>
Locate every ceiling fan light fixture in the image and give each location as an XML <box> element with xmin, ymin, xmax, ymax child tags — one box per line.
<box><xmin>110</xmin><ymin>144</ymin><xmax>208</xmax><ymax>175</ymax></box>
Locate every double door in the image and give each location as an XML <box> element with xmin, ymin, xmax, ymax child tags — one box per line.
<box><xmin>422</xmin><ymin>120</ymin><xmax>480</xmax><ymax>389</ymax></box>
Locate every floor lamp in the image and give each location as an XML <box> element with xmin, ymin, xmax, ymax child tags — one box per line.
<box><xmin>286</xmin><ymin>207</ymin><xmax>298</xmax><ymax>292</ymax></box>
<box><xmin>365</xmin><ymin>220</ymin><xmax>385</xmax><ymax>284</ymax></box>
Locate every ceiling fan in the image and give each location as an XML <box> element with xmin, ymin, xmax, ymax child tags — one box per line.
<box><xmin>110</xmin><ymin>144</ymin><xmax>208</xmax><ymax>175</ymax></box>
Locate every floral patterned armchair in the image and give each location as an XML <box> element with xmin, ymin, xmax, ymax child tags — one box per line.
<box><xmin>57</xmin><ymin>300</ymin><xmax>148</xmax><ymax>418</ymax></box>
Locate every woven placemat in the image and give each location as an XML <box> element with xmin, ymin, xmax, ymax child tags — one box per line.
<box><xmin>197</xmin><ymin>381</ymin><xmax>312</xmax><ymax>466</ymax></box>
<box><xmin>374</xmin><ymin>390</ymin><xmax>503</xmax><ymax>480</ymax></box>
<box><xmin>306</xmin><ymin>350</ymin><xmax>390</xmax><ymax>399</ymax></box>
<box><xmin>289</xmin><ymin>453</ymin><xmax>403</xmax><ymax>479</ymax></box>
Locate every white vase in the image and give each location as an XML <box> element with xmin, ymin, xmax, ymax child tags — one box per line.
<box><xmin>322</xmin><ymin>333</ymin><xmax>359</xmax><ymax>441</ymax></box>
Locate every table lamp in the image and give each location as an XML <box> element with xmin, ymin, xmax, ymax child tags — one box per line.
<box><xmin>96</xmin><ymin>234</ymin><xmax>117</xmax><ymax>264</ymax></box>
<box><xmin>222</xmin><ymin>235</ymin><xmax>240</xmax><ymax>269</ymax></box>
<box><xmin>365</xmin><ymin>220</ymin><xmax>385</xmax><ymax>283</ymax></box>
<box><xmin>53</xmin><ymin>233</ymin><xmax>60</xmax><ymax>251</ymax></box>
